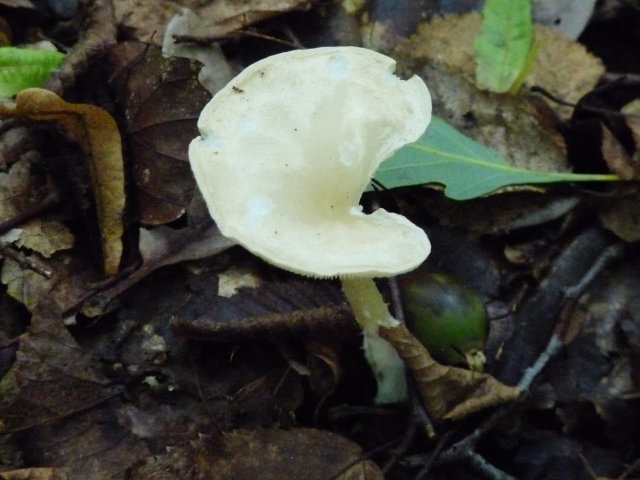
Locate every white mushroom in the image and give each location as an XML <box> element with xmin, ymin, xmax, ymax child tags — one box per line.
<box><xmin>190</xmin><ymin>46</ymin><xmax>432</xmax><ymax>403</ymax></box>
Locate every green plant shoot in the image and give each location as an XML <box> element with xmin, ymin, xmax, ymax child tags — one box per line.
<box><xmin>0</xmin><ymin>47</ymin><xmax>66</xmax><ymax>98</ymax></box>
<box><xmin>372</xmin><ymin>116</ymin><xmax>619</xmax><ymax>200</ymax></box>
<box><xmin>475</xmin><ymin>0</ymin><xmax>536</xmax><ymax>94</ymax></box>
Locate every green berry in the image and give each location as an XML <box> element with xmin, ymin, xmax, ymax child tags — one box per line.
<box><xmin>399</xmin><ymin>272</ymin><xmax>488</xmax><ymax>371</ymax></box>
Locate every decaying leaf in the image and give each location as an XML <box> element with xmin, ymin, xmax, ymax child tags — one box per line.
<box><xmin>21</xmin><ymin>404</ymin><xmax>149</xmax><ymax>480</ymax></box>
<box><xmin>404</xmin><ymin>59</ymin><xmax>571</xmax><ymax>174</ymax></box>
<box><xmin>0</xmin><ymin>303</ymin><xmax>120</xmax><ymax>433</ymax></box>
<box><xmin>11</xmin><ymin>218</ymin><xmax>74</xmax><ymax>258</ymax></box>
<box><xmin>128</xmin><ymin>428</ymin><xmax>382</xmax><ymax>480</ymax></box>
<box><xmin>396</xmin><ymin>12</ymin><xmax>604</xmax><ymax>119</ymax></box>
<box><xmin>0</xmin><ymin>468</ymin><xmax>69</xmax><ymax>480</ymax></box>
<box><xmin>0</xmin><ymin>88</ymin><xmax>125</xmax><ymax>275</ymax></box>
<box><xmin>0</xmin><ymin>0</ymin><xmax>34</xmax><ymax>10</ymax></box>
<box><xmin>1</xmin><ymin>252</ymin><xmax>100</xmax><ymax>313</ymax></box>
<box><xmin>79</xmin><ymin>221</ymin><xmax>237</xmax><ymax>317</ymax></box>
<box><xmin>0</xmin><ymin>154</ymin><xmax>73</xmax><ymax>260</ymax></box>
<box><xmin>114</xmin><ymin>0</ymin><xmax>315</xmax><ymax>45</ymax></box>
<box><xmin>171</xmin><ymin>264</ymin><xmax>353</xmax><ymax>342</ymax></box>
<box><xmin>107</xmin><ymin>42</ymin><xmax>210</xmax><ymax>224</ymax></box>
<box><xmin>599</xmin><ymin>194</ymin><xmax>640</xmax><ymax>242</ymax></box>
<box><xmin>0</xmin><ymin>153</ymin><xmax>52</xmax><ymax>224</ymax></box>
<box><xmin>379</xmin><ymin>323</ymin><xmax>521</xmax><ymax>421</ymax></box>
<box><xmin>45</xmin><ymin>0</ymin><xmax>117</xmax><ymax>96</ymax></box>
<box><xmin>305</xmin><ymin>338</ymin><xmax>344</xmax><ymax>399</ymax></box>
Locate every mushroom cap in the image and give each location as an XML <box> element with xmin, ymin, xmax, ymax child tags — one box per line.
<box><xmin>189</xmin><ymin>46</ymin><xmax>431</xmax><ymax>278</ymax></box>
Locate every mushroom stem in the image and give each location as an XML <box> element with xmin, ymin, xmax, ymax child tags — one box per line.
<box><xmin>340</xmin><ymin>277</ymin><xmax>408</xmax><ymax>404</ymax></box>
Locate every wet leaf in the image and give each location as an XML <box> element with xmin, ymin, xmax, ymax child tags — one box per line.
<box><xmin>376</xmin><ymin>116</ymin><xmax>618</xmax><ymax>200</ymax></box>
<box><xmin>0</xmin><ymin>88</ymin><xmax>125</xmax><ymax>275</ymax></box>
<box><xmin>475</xmin><ymin>0</ymin><xmax>535</xmax><ymax>93</ymax></box>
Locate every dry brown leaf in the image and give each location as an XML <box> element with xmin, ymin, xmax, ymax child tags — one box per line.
<box><xmin>0</xmin><ymin>303</ymin><xmax>120</xmax><ymax>433</ymax></box>
<box><xmin>196</xmin><ymin>0</ymin><xmax>316</xmax><ymax>38</ymax></box>
<box><xmin>305</xmin><ymin>338</ymin><xmax>344</xmax><ymax>399</ymax></box>
<box><xmin>45</xmin><ymin>0</ymin><xmax>117</xmax><ymax>96</ymax></box>
<box><xmin>396</xmin><ymin>12</ymin><xmax>604</xmax><ymax>119</ymax></box>
<box><xmin>1</xmin><ymin>251</ymin><xmax>100</xmax><ymax>313</ymax></box>
<box><xmin>0</xmin><ymin>155</ymin><xmax>50</xmax><ymax>223</ymax></box>
<box><xmin>622</xmin><ymin>102</ymin><xmax>640</xmax><ymax>176</ymax></box>
<box><xmin>600</xmin><ymin>123</ymin><xmax>639</xmax><ymax>179</ymax></box>
<box><xmin>380</xmin><ymin>323</ymin><xmax>522</xmax><ymax>422</ymax></box>
<box><xmin>107</xmin><ymin>42</ymin><xmax>209</xmax><ymax>224</ymax></box>
<box><xmin>128</xmin><ymin>428</ymin><xmax>382</xmax><ymax>480</ymax></box>
<box><xmin>394</xmin><ymin>15</ymin><xmax>582</xmax><ymax>174</ymax></box>
<box><xmin>599</xmin><ymin>194</ymin><xmax>640</xmax><ymax>242</ymax></box>
<box><xmin>171</xmin><ymin>272</ymin><xmax>353</xmax><ymax>342</ymax></box>
<box><xmin>0</xmin><ymin>154</ymin><xmax>72</xmax><ymax>259</ymax></box>
<box><xmin>114</xmin><ymin>0</ymin><xmax>314</xmax><ymax>45</ymax></box>
<box><xmin>13</xmin><ymin>218</ymin><xmax>74</xmax><ymax>258</ymax></box>
<box><xmin>0</xmin><ymin>88</ymin><xmax>125</xmax><ymax>275</ymax></box>
<box><xmin>0</xmin><ymin>0</ymin><xmax>34</xmax><ymax>8</ymax></box>
<box><xmin>0</xmin><ymin>468</ymin><xmax>68</xmax><ymax>480</ymax></box>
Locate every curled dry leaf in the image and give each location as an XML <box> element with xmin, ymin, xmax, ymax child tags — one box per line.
<box><xmin>379</xmin><ymin>323</ymin><xmax>521</xmax><ymax>421</ymax></box>
<box><xmin>0</xmin><ymin>88</ymin><xmax>125</xmax><ymax>275</ymax></box>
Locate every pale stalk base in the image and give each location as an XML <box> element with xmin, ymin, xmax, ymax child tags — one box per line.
<box><xmin>341</xmin><ymin>277</ymin><xmax>407</xmax><ymax>404</ymax></box>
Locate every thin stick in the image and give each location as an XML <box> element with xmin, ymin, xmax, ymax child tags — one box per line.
<box><xmin>0</xmin><ymin>243</ymin><xmax>53</xmax><ymax>278</ymax></box>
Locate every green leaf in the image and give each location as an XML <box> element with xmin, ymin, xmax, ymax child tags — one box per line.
<box><xmin>0</xmin><ymin>47</ymin><xmax>65</xmax><ymax>97</ymax></box>
<box><xmin>373</xmin><ymin>116</ymin><xmax>619</xmax><ymax>201</ymax></box>
<box><xmin>475</xmin><ymin>0</ymin><xmax>535</xmax><ymax>93</ymax></box>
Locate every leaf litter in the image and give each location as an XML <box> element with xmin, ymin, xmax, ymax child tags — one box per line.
<box><xmin>0</xmin><ymin>1</ymin><xmax>639</xmax><ymax>479</ymax></box>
